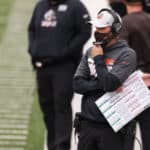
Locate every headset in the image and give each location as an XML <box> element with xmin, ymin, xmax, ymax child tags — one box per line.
<box><xmin>98</xmin><ymin>8</ymin><xmax>122</xmax><ymax>35</ymax></box>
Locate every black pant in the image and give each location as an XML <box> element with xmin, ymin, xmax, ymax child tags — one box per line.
<box><xmin>36</xmin><ymin>62</ymin><xmax>77</xmax><ymax>150</ymax></box>
<box><xmin>77</xmin><ymin>120</ymin><xmax>135</xmax><ymax>150</ymax></box>
<box><xmin>138</xmin><ymin>107</ymin><xmax>150</xmax><ymax>150</ymax></box>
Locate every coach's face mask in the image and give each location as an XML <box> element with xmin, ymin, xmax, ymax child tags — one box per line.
<box><xmin>94</xmin><ymin>31</ymin><xmax>112</xmax><ymax>48</ymax></box>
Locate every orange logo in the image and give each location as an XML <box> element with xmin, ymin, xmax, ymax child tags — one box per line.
<box><xmin>105</xmin><ymin>58</ymin><xmax>115</xmax><ymax>65</ymax></box>
<box><xmin>97</xmin><ymin>14</ymin><xmax>103</xmax><ymax>19</ymax></box>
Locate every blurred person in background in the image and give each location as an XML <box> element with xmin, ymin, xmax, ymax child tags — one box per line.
<box><xmin>108</xmin><ymin>0</ymin><xmax>150</xmax><ymax>17</ymax></box>
<box><xmin>142</xmin><ymin>0</ymin><xmax>150</xmax><ymax>13</ymax></box>
<box><xmin>27</xmin><ymin>0</ymin><xmax>91</xmax><ymax>149</ymax></box>
<box><xmin>74</xmin><ymin>8</ymin><xmax>136</xmax><ymax>150</ymax></box>
<box><xmin>108</xmin><ymin>0</ymin><xmax>127</xmax><ymax>17</ymax></box>
<box><xmin>120</xmin><ymin>0</ymin><xmax>150</xmax><ymax>149</ymax></box>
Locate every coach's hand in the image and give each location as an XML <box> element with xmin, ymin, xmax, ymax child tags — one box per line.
<box><xmin>142</xmin><ymin>73</ymin><xmax>150</xmax><ymax>87</ymax></box>
<box><xmin>91</xmin><ymin>45</ymin><xmax>103</xmax><ymax>58</ymax></box>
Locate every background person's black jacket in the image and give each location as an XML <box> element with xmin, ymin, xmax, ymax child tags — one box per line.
<box><xmin>28</xmin><ymin>0</ymin><xmax>91</xmax><ymax>64</ymax></box>
<box><xmin>74</xmin><ymin>40</ymin><xmax>137</xmax><ymax>123</ymax></box>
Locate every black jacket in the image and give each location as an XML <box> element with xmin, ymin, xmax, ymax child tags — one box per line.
<box><xmin>28</xmin><ymin>0</ymin><xmax>91</xmax><ymax>63</ymax></box>
<box><xmin>74</xmin><ymin>40</ymin><xmax>137</xmax><ymax>123</ymax></box>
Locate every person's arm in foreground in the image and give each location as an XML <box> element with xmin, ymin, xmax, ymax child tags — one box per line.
<box><xmin>91</xmin><ymin>45</ymin><xmax>136</xmax><ymax>92</ymax></box>
<box><xmin>74</xmin><ymin>53</ymin><xmax>103</xmax><ymax>95</ymax></box>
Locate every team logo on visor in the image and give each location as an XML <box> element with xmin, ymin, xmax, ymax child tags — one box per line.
<box><xmin>97</xmin><ymin>14</ymin><xmax>103</xmax><ymax>19</ymax></box>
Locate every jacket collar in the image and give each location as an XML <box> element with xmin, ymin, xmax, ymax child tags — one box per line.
<box><xmin>104</xmin><ymin>40</ymin><xmax>128</xmax><ymax>53</ymax></box>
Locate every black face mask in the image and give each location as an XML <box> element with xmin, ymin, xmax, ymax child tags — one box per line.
<box><xmin>94</xmin><ymin>31</ymin><xmax>112</xmax><ymax>48</ymax></box>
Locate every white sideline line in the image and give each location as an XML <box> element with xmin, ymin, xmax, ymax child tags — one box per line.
<box><xmin>0</xmin><ymin>129</ymin><xmax>28</xmax><ymax>135</ymax></box>
<box><xmin>0</xmin><ymin>119</ymin><xmax>28</xmax><ymax>123</ymax></box>
<box><xmin>0</xmin><ymin>135</ymin><xmax>27</xmax><ymax>140</ymax></box>
<box><xmin>0</xmin><ymin>124</ymin><xmax>28</xmax><ymax>129</ymax></box>
<box><xmin>0</xmin><ymin>148</ymin><xmax>24</xmax><ymax>150</ymax></box>
<box><xmin>0</xmin><ymin>141</ymin><xmax>26</xmax><ymax>145</ymax></box>
<box><xmin>0</xmin><ymin>114</ymin><xmax>30</xmax><ymax>119</ymax></box>
<box><xmin>0</xmin><ymin>110</ymin><xmax>31</xmax><ymax>115</ymax></box>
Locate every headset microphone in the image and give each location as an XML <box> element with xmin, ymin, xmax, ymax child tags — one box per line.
<box><xmin>93</xmin><ymin>41</ymin><xmax>103</xmax><ymax>46</ymax></box>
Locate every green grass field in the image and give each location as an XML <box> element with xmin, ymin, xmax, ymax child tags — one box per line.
<box><xmin>0</xmin><ymin>0</ymin><xmax>14</xmax><ymax>41</ymax></box>
<box><xmin>0</xmin><ymin>0</ymin><xmax>45</xmax><ymax>150</ymax></box>
<box><xmin>25</xmin><ymin>94</ymin><xmax>45</xmax><ymax>150</ymax></box>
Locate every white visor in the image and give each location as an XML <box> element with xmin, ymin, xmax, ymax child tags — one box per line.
<box><xmin>89</xmin><ymin>11</ymin><xmax>115</xmax><ymax>28</ymax></box>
